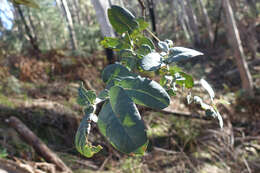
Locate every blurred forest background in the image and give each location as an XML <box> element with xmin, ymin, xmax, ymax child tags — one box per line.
<box><xmin>0</xmin><ymin>0</ymin><xmax>260</xmax><ymax>172</ymax></box>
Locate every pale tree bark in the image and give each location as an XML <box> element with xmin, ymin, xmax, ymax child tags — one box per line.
<box><xmin>197</xmin><ymin>0</ymin><xmax>214</xmax><ymax>44</ymax></box>
<box><xmin>90</xmin><ymin>0</ymin><xmax>115</xmax><ymax>38</ymax></box>
<box><xmin>222</xmin><ymin>0</ymin><xmax>254</xmax><ymax>96</ymax></box>
<box><xmin>91</xmin><ymin>0</ymin><xmax>115</xmax><ymax>63</ymax></box>
<box><xmin>57</xmin><ymin>0</ymin><xmax>78</xmax><ymax>50</ymax></box>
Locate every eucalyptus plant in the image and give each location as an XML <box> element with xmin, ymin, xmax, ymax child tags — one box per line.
<box><xmin>74</xmin><ymin>5</ymin><xmax>224</xmax><ymax>158</ymax></box>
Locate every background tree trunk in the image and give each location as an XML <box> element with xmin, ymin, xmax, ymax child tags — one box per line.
<box><xmin>178</xmin><ymin>0</ymin><xmax>201</xmax><ymax>46</ymax></box>
<box><xmin>197</xmin><ymin>0</ymin><xmax>214</xmax><ymax>45</ymax></box>
<box><xmin>222</xmin><ymin>0</ymin><xmax>254</xmax><ymax>96</ymax></box>
<box><xmin>91</xmin><ymin>0</ymin><xmax>115</xmax><ymax>64</ymax></box>
<box><xmin>185</xmin><ymin>0</ymin><xmax>201</xmax><ymax>46</ymax></box>
<box><xmin>147</xmin><ymin>0</ymin><xmax>157</xmax><ymax>34</ymax></box>
<box><xmin>173</xmin><ymin>0</ymin><xmax>191</xmax><ymax>42</ymax></box>
<box><xmin>59</xmin><ymin>0</ymin><xmax>78</xmax><ymax>50</ymax></box>
<box><xmin>16</xmin><ymin>6</ymin><xmax>40</xmax><ymax>53</ymax></box>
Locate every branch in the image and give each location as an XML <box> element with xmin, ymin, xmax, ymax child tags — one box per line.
<box><xmin>137</xmin><ymin>0</ymin><xmax>146</xmax><ymax>17</ymax></box>
<box><xmin>6</xmin><ymin>116</ymin><xmax>72</xmax><ymax>173</ymax></box>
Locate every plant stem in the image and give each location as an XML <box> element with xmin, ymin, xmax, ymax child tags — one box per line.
<box><xmin>145</xmin><ymin>28</ymin><xmax>160</xmax><ymax>42</ymax></box>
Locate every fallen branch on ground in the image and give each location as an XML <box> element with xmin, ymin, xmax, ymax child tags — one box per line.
<box><xmin>6</xmin><ymin>116</ymin><xmax>72</xmax><ymax>173</ymax></box>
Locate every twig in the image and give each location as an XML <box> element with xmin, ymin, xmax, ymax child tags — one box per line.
<box><xmin>73</xmin><ymin>160</ymin><xmax>98</xmax><ymax>170</ymax></box>
<box><xmin>145</xmin><ymin>28</ymin><xmax>160</xmax><ymax>42</ymax></box>
<box><xmin>6</xmin><ymin>116</ymin><xmax>72</xmax><ymax>173</ymax></box>
<box><xmin>98</xmin><ymin>154</ymin><xmax>112</xmax><ymax>171</ymax></box>
<box><xmin>243</xmin><ymin>157</ymin><xmax>252</xmax><ymax>173</ymax></box>
<box><xmin>153</xmin><ymin>147</ymin><xmax>179</xmax><ymax>154</ymax></box>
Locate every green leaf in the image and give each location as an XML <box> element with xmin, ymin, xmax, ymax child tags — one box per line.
<box><xmin>164</xmin><ymin>47</ymin><xmax>203</xmax><ymax>64</ymax></box>
<box><xmin>101</xmin><ymin>37</ymin><xmax>120</xmax><ymax>49</ymax></box>
<box><xmin>167</xmin><ymin>88</ymin><xmax>176</xmax><ymax>96</ymax></box>
<box><xmin>137</xmin><ymin>37</ymin><xmax>155</xmax><ymax>49</ymax></box>
<box><xmin>136</xmin><ymin>17</ymin><xmax>149</xmax><ymax>31</ymax></box>
<box><xmin>122</xmin><ymin>32</ymin><xmax>132</xmax><ymax>47</ymax></box>
<box><xmin>136</xmin><ymin>44</ymin><xmax>152</xmax><ymax>56</ymax></box>
<box><xmin>141</xmin><ymin>52</ymin><xmax>162</xmax><ymax>71</ymax></box>
<box><xmin>98</xmin><ymin>92</ymin><xmax>148</xmax><ymax>154</ymax></box>
<box><xmin>200</xmin><ymin>79</ymin><xmax>215</xmax><ymax>101</ymax></box>
<box><xmin>158</xmin><ymin>41</ymin><xmax>169</xmax><ymax>52</ymax></box>
<box><xmin>75</xmin><ymin>107</ymin><xmax>102</xmax><ymax>158</ymax></box>
<box><xmin>102</xmin><ymin>64</ymin><xmax>136</xmax><ymax>83</ymax></box>
<box><xmin>98</xmin><ymin>89</ymin><xmax>109</xmax><ymax>100</ymax></box>
<box><xmin>121</xmin><ymin>57</ymin><xmax>137</xmax><ymax>71</ymax></box>
<box><xmin>12</xmin><ymin>0</ymin><xmax>39</xmax><ymax>8</ymax></box>
<box><xmin>108</xmin><ymin>5</ymin><xmax>139</xmax><ymax>34</ymax></box>
<box><xmin>165</xmin><ymin>39</ymin><xmax>174</xmax><ymax>47</ymax></box>
<box><xmin>175</xmin><ymin>72</ymin><xmax>194</xmax><ymax>89</ymax></box>
<box><xmin>119</xmin><ymin>49</ymin><xmax>135</xmax><ymax>58</ymax></box>
<box><xmin>159</xmin><ymin>76</ymin><xmax>167</xmax><ymax>86</ymax></box>
<box><xmin>117</xmin><ymin>76</ymin><xmax>170</xmax><ymax>109</ymax></box>
<box><xmin>77</xmin><ymin>83</ymin><xmax>96</xmax><ymax>106</ymax></box>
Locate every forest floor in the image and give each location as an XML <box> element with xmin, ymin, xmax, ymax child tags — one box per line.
<box><xmin>0</xmin><ymin>48</ymin><xmax>260</xmax><ymax>173</ymax></box>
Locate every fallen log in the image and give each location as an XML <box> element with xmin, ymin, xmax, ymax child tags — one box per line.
<box><xmin>6</xmin><ymin>116</ymin><xmax>72</xmax><ymax>173</ymax></box>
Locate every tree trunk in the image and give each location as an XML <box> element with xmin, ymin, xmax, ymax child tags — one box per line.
<box><xmin>73</xmin><ymin>0</ymin><xmax>84</xmax><ymax>26</ymax></box>
<box><xmin>16</xmin><ymin>5</ymin><xmax>40</xmax><ymax>53</ymax></box>
<box><xmin>246</xmin><ymin>0</ymin><xmax>258</xmax><ymax>16</ymax></box>
<box><xmin>27</xmin><ymin>8</ymin><xmax>37</xmax><ymax>40</ymax></box>
<box><xmin>178</xmin><ymin>0</ymin><xmax>200</xmax><ymax>46</ymax></box>
<box><xmin>59</xmin><ymin>0</ymin><xmax>78</xmax><ymax>50</ymax></box>
<box><xmin>173</xmin><ymin>0</ymin><xmax>191</xmax><ymax>42</ymax></box>
<box><xmin>90</xmin><ymin>0</ymin><xmax>115</xmax><ymax>38</ymax></box>
<box><xmin>37</xmin><ymin>12</ymin><xmax>52</xmax><ymax>50</ymax></box>
<box><xmin>197</xmin><ymin>0</ymin><xmax>214</xmax><ymax>45</ymax></box>
<box><xmin>91</xmin><ymin>0</ymin><xmax>115</xmax><ymax>64</ymax></box>
<box><xmin>147</xmin><ymin>0</ymin><xmax>157</xmax><ymax>34</ymax></box>
<box><xmin>184</xmin><ymin>0</ymin><xmax>201</xmax><ymax>46</ymax></box>
<box><xmin>222</xmin><ymin>0</ymin><xmax>254</xmax><ymax>96</ymax></box>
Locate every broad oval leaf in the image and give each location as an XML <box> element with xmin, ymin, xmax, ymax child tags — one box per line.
<box><xmin>102</xmin><ymin>64</ymin><xmax>135</xmax><ymax>83</ymax></box>
<box><xmin>117</xmin><ymin>76</ymin><xmax>170</xmax><ymax>109</ymax></box>
<box><xmin>136</xmin><ymin>17</ymin><xmax>149</xmax><ymax>31</ymax></box>
<box><xmin>164</xmin><ymin>47</ymin><xmax>203</xmax><ymax>64</ymax></box>
<box><xmin>141</xmin><ymin>52</ymin><xmax>162</xmax><ymax>71</ymax></box>
<box><xmin>175</xmin><ymin>72</ymin><xmax>194</xmax><ymax>89</ymax></box>
<box><xmin>77</xmin><ymin>83</ymin><xmax>96</xmax><ymax>106</ymax></box>
<box><xmin>98</xmin><ymin>88</ymin><xmax>148</xmax><ymax>154</ymax></box>
<box><xmin>200</xmin><ymin>79</ymin><xmax>215</xmax><ymax>101</ymax></box>
<box><xmin>108</xmin><ymin>5</ymin><xmax>139</xmax><ymax>34</ymax></box>
<box><xmin>119</xmin><ymin>49</ymin><xmax>135</xmax><ymax>58</ymax></box>
<box><xmin>101</xmin><ymin>37</ymin><xmax>120</xmax><ymax>49</ymax></box>
<box><xmin>158</xmin><ymin>41</ymin><xmax>169</xmax><ymax>52</ymax></box>
<box><xmin>136</xmin><ymin>44</ymin><xmax>152</xmax><ymax>56</ymax></box>
<box><xmin>137</xmin><ymin>36</ymin><xmax>155</xmax><ymax>49</ymax></box>
<box><xmin>75</xmin><ymin>107</ymin><xmax>102</xmax><ymax>158</ymax></box>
